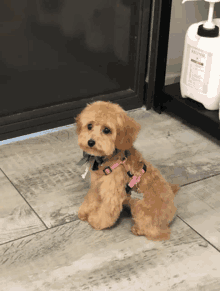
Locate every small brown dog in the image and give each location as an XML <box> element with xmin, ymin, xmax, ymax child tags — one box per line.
<box><xmin>76</xmin><ymin>101</ymin><xmax>179</xmax><ymax>241</ymax></box>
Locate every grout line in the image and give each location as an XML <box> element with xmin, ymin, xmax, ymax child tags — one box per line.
<box><xmin>176</xmin><ymin>215</ymin><xmax>220</xmax><ymax>253</ymax></box>
<box><xmin>180</xmin><ymin>172</ymin><xmax>220</xmax><ymax>187</ymax></box>
<box><xmin>0</xmin><ymin>228</ymin><xmax>49</xmax><ymax>247</ymax></box>
<box><xmin>0</xmin><ymin>217</ymin><xmax>79</xmax><ymax>247</ymax></box>
<box><xmin>2</xmin><ymin>214</ymin><xmax>220</xmax><ymax>253</ymax></box>
<box><xmin>0</xmin><ymin>168</ymin><xmax>48</xmax><ymax>230</ymax></box>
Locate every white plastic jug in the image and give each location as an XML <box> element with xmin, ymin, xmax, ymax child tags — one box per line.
<box><xmin>180</xmin><ymin>0</ymin><xmax>220</xmax><ymax>110</ymax></box>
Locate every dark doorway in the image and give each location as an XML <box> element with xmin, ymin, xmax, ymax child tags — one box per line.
<box><xmin>0</xmin><ymin>0</ymin><xmax>151</xmax><ymax>141</ymax></box>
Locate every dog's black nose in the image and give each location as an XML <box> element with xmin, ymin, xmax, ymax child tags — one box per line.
<box><xmin>88</xmin><ymin>139</ymin><xmax>95</xmax><ymax>147</ymax></box>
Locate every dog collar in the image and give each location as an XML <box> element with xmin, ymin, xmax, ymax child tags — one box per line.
<box><xmin>77</xmin><ymin>149</ymin><xmax>120</xmax><ymax>170</ymax></box>
<box><xmin>90</xmin><ymin>149</ymin><xmax>128</xmax><ymax>173</ymax></box>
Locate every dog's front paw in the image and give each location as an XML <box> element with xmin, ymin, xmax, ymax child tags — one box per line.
<box><xmin>87</xmin><ymin>213</ymin><xmax>107</xmax><ymax>230</ymax></box>
<box><xmin>78</xmin><ymin>206</ymin><xmax>88</xmax><ymax>221</ymax></box>
<box><xmin>88</xmin><ymin>217</ymin><xmax>102</xmax><ymax>230</ymax></box>
<box><xmin>87</xmin><ymin>211</ymin><xmax>116</xmax><ymax>230</ymax></box>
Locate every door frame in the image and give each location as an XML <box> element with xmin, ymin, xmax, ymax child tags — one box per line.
<box><xmin>145</xmin><ymin>0</ymin><xmax>173</xmax><ymax>112</ymax></box>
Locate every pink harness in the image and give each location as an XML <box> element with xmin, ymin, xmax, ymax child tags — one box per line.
<box><xmin>101</xmin><ymin>155</ymin><xmax>147</xmax><ymax>193</ymax></box>
<box><xmin>78</xmin><ymin>150</ymin><xmax>147</xmax><ymax>193</ymax></box>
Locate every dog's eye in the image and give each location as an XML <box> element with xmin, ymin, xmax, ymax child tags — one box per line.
<box><xmin>88</xmin><ymin>124</ymin><xmax>92</xmax><ymax>130</ymax></box>
<box><xmin>103</xmin><ymin>127</ymin><xmax>111</xmax><ymax>134</ymax></box>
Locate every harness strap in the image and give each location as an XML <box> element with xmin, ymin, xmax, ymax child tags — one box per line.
<box><xmin>125</xmin><ymin>164</ymin><xmax>147</xmax><ymax>193</ymax></box>
<box><xmin>92</xmin><ymin>150</ymin><xmax>147</xmax><ymax>194</ymax></box>
<box><xmin>94</xmin><ymin>151</ymin><xmax>128</xmax><ymax>176</ymax></box>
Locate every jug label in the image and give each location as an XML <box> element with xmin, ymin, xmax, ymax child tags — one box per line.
<box><xmin>183</xmin><ymin>45</ymin><xmax>212</xmax><ymax>94</ymax></box>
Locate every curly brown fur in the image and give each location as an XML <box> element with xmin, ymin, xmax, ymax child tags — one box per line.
<box><xmin>76</xmin><ymin>101</ymin><xmax>179</xmax><ymax>241</ymax></box>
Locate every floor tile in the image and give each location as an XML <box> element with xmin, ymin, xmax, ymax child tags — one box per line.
<box><xmin>0</xmin><ymin>132</ymin><xmax>86</xmax><ymax>228</ymax></box>
<box><xmin>175</xmin><ymin>174</ymin><xmax>220</xmax><ymax>250</ymax></box>
<box><xmin>0</xmin><ymin>170</ymin><xmax>46</xmax><ymax>244</ymax></box>
<box><xmin>0</xmin><ymin>217</ymin><xmax>219</xmax><ymax>291</ymax></box>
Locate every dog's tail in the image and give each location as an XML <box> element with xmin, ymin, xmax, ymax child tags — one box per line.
<box><xmin>169</xmin><ymin>183</ymin><xmax>180</xmax><ymax>196</ymax></box>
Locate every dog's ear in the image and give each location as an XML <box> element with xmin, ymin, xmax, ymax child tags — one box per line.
<box><xmin>115</xmin><ymin>113</ymin><xmax>141</xmax><ymax>150</ymax></box>
<box><xmin>75</xmin><ymin>113</ymin><xmax>82</xmax><ymax>135</ymax></box>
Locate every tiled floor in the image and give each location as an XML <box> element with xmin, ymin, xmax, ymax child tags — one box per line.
<box><xmin>0</xmin><ymin>107</ymin><xmax>220</xmax><ymax>290</ymax></box>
